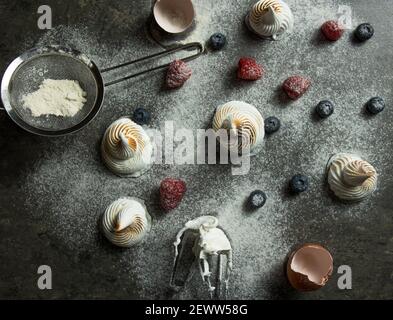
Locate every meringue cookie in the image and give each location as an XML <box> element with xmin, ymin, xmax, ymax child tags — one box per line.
<box><xmin>246</xmin><ymin>0</ymin><xmax>294</xmax><ymax>40</ymax></box>
<box><xmin>102</xmin><ymin>197</ymin><xmax>151</xmax><ymax>247</ymax></box>
<box><xmin>327</xmin><ymin>153</ymin><xmax>378</xmax><ymax>202</ymax></box>
<box><xmin>101</xmin><ymin>117</ymin><xmax>153</xmax><ymax>177</ymax></box>
<box><xmin>212</xmin><ymin>101</ymin><xmax>264</xmax><ymax>155</ymax></box>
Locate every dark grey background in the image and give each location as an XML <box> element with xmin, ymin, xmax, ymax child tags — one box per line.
<box><xmin>0</xmin><ymin>0</ymin><xmax>392</xmax><ymax>299</ymax></box>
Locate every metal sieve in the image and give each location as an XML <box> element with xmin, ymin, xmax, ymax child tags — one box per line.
<box><xmin>1</xmin><ymin>43</ymin><xmax>203</xmax><ymax>136</ymax></box>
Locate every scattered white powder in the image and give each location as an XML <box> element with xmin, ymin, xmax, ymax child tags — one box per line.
<box><xmin>17</xmin><ymin>0</ymin><xmax>392</xmax><ymax>299</ymax></box>
<box><xmin>22</xmin><ymin>79</ymin><xmax>87</xmax><ymax>117</ymax></box>
<box><xmin>179</xmin><ymin>2</ymin><xmax>215</xmax><ymax>44</ymax></box>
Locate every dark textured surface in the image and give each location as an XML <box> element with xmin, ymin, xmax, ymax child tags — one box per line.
<box><xmin>0</xmin><ymin>0</ymin><xmax>392</xmax><ymax>299</ymax></box>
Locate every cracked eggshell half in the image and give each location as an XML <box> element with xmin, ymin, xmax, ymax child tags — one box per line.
<box><xmin>286</xmin><ymin>243</ymin><xmax>333</xmax><ymax>291</ymax></box>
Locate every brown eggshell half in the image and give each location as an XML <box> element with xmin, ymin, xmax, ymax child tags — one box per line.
<box><xmin>287</xmin><ymin>243</ymin><xmax>333</xmax><ymax>292</ymax></box>
<box><xmin>153</xmin><ymin>0</ymin><xmax>195</xmax><ymax>34</ymax></box>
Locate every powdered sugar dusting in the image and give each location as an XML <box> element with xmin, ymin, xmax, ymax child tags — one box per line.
<box><xmin>17</xmin><ymin>0</ymin><xmax>393</xmax><ymax>299</ymax></box>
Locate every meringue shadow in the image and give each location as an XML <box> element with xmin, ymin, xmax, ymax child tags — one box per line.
<box><xmin>326</xmin><ymin>186</ymin><xmax>365</xmax><ymax>207</ymax></box>
<box><xmin>241</xmin><ymin>13</ymin><xmax>278</xmax><ymax>44</ymax></box>
<box><xmin>95</xmin><ymin>214</ymin><xmax>131</xmax><ymax>254</ymax></box>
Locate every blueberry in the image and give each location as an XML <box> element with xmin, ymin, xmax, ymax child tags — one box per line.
<box><xmin>264</xmin><ymin>116</ymin><xmax>281</xmax><ymax>134</ymax></box>
<box><xmin>316</xmin><ymin>100</ymin><xmax>334</xmax><ymax>118</ymax></box>
<box><xmin>366</xmin><ymin>97</ymin><xmax>385</xmax><ymax>115</ymax></box>
<box><xmin>248</xmin><ymin>190</ymin><xmax>267</xmax><ymax>209</ymax></box>
<box><xmin>354</xmin><ymin>23</ymin><xmax>374</xmax><ymax>42</ymax></box>
<box><xmin>289</xmin><ymin>174</ymin><xmax>309</xmax><ymax>193</ymax></box>
<box><xmin>132</xmin><ymin>108</ymin><xmax>151</xmax><ymax>125</ymax></box>
<box><xmin>209</xmin><ymin>33</ymin><xmax>226</xmax><ymax>50</ymax></box>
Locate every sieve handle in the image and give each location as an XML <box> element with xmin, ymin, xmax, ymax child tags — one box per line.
<box><xmin>101</xmin><ymin>42</ymin><xmax>204</xmax><ymax>87</ymax></box>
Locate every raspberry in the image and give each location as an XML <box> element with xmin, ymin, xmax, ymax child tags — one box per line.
<box><xmin>321</xmin><ymin>20</ymin><xmax>344</xmax><ymax>41</ymax></box>
<box><xmin>237</xmin><ymin>57</ymin><xmax>264</xmax><ymax>81</ymax></box>
<box><xmin>282</xmin><ymin>76</ymin><xmax>311</xmax><ymax>100</ymax></box>
<box><xmin>166</xmin><ymin>60</ymin><xmax>192</xmax><ymax>89</ymax></box>
<box><xmin>160</xmin><ymin>178</ymin><xmax>187</xmax><ymax>211</ymax></box>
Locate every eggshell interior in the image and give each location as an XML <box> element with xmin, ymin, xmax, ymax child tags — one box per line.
<box><xmin>153</xmin><ymin>0</ymin><xmax>195</xmax><ymax>34</ymax></box>
<box><xmin>290</xmin><ymin>244</ymin><xmax>333</xmax><ymax>286</ymax></box>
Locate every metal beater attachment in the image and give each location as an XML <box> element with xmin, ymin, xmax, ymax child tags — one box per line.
<box><xmin>171</xmin><ymin>216</ymin><xmax>232</xmax><ymax>299</ymax></box>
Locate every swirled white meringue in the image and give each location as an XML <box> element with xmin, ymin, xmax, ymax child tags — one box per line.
<box><xmin>102</xmin><ymin>197</ymin><xmax>151</xmax><ymax>247</ymax></box>
<box><xmin>247</xmin><ymin>0</ymin><xmax>294</xmax><ymax>40</ymax></box>
<box><xmin>212</xmin><ymin>101</ymin><xmax>264</xmax><ymax>155</ymax></box>
<box><xmin>327</xmin><ymin>153</ymin><xmax>378</xmax><ymax>202</ymax></box>
<box><xmin>101</xmin><ymin>117</ymin><xmax>153</xmax><ymax>177</ymax></box>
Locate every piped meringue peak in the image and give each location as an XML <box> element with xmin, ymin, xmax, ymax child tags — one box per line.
<box><xmin>246</xmin><ymin>0</ymin><xmax>294</xmax><ymax>40</ymax></box>
<box><xmin>327</xmin><ymin>153</ymin><xmax>378</xmax><ymax>202</ymax></box>
<box><xmin>213</xmin><ymin>101</ymin><xmax>264</xmax><ymax>155</ymax></box>
<box><xmin>101</xmin><ymin>117</ymin><xmax>153</xmax><ymax>177</ymax></box>
<box><xmin>102</xmin><ymin>197</ymin><xmax>152</xmax><ymax>247</ymax></box>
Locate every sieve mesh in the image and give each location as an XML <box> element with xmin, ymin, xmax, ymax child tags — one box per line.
<box><xmin>9</xmin><ymin>54</ymin><xmax>99</xmax><ymax>131</ymax></box>
<box><xmin>2</xmin><ymin>43</ymin><xmax>202</xmax><ymax>136</ymax></box>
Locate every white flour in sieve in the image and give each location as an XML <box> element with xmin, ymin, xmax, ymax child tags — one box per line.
<box><xmin>22</xmin><ymin>79</ymin><xmax>87</xmax><ymax>117</ymax></box>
